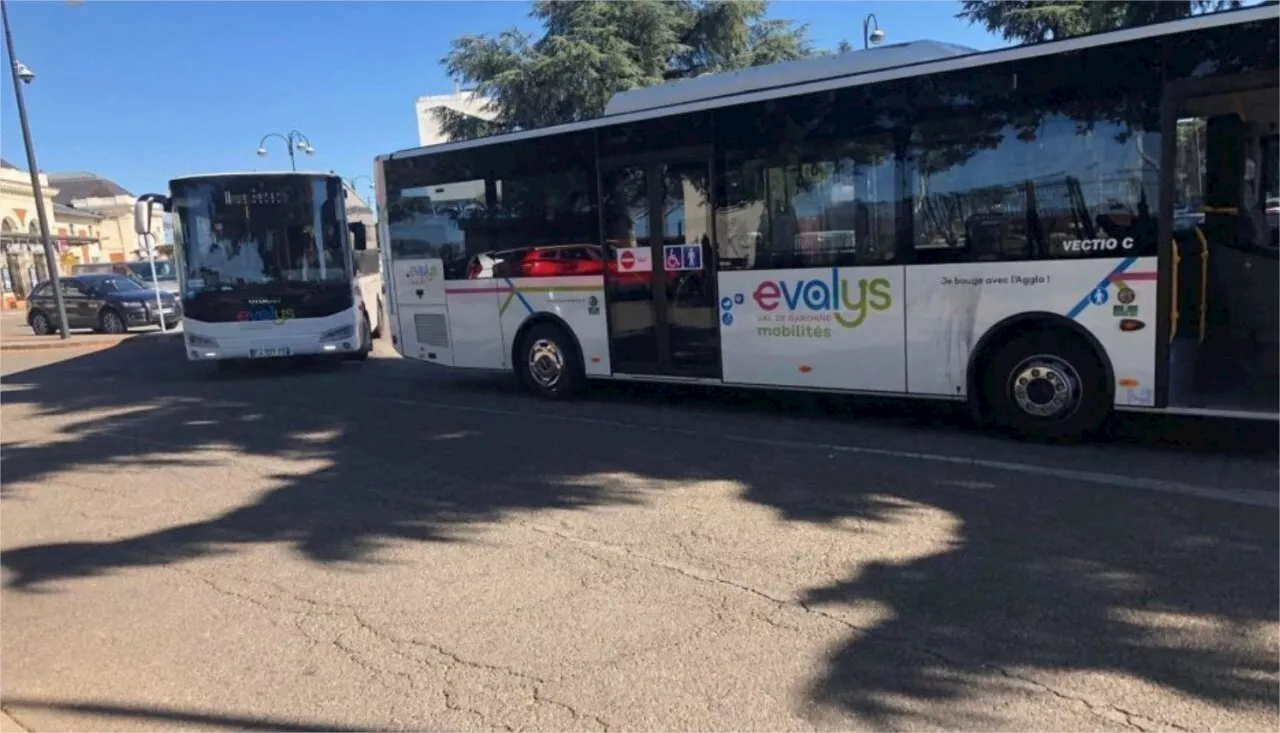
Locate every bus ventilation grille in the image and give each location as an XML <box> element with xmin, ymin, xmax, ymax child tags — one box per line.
<box><xmin>414</xmin><ymin>313</ymin><xmax>450</xmax><ymax>347</ymax></box>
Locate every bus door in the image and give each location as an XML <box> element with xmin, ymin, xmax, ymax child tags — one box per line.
<box><xmin>1164</xmin><ymin>71</ymin><xmax>1278</xmax><ymax>413</ymax></box>
<box><xmin>599</xmin><ymin>153</ymin><xmax>722</xmax><ymax>379</ymax></box>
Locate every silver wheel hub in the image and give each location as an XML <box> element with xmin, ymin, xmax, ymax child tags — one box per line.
<box><xmin>1009</xmin><ymin>354</ymin><xmax>1081</xmax><ymax>421</ymax></box>
<box><xmin>105</xmin><ymin>314</ymin><xmax>122</xmax><ymax>332</ymax></box>
<box><xmin>527</xmin><ymin>338</ymin><xmax>564</xmax><ymax>388</ymax></box>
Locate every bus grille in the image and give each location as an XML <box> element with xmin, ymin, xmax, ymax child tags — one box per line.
<box><xmin>414</xmin><ymin>313</ymin><xmax>450</xmax><ymax>347</ymax></box>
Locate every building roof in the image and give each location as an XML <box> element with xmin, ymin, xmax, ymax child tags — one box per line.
<box><xmin>47</xmin><ymin>171</ymin><xmax>133</xmax><ymax>203</ymax></box>
<box><xmin>0</xmin><ymin>157</ymin><xmax>18</xmax><ymax>170</ymax></box>
<box><xmin>53</xmin><ymin>202</ymin><xmax>104</xmax><ymax>220</ymax></box>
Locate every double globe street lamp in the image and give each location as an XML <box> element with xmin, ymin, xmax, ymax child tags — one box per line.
<box><xmin>256</xmin><ymin>130</ymin><xmax>315</xmax><ymax>171</ymax></box>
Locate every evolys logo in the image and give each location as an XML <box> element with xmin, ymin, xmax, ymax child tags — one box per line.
<box><xmin>750</xmin><ymin>269</ymin><xmax>892</xmax><ymax>328</ymax></box>
<box><xmin>237</xmin><ymin>306</ymin><xmax>296</xmax><ymax>324</ymax></box>
<box><xmin>405</xmin><ymin>264</ymin><xmax>439</xmax><ymax>285</ymax></box>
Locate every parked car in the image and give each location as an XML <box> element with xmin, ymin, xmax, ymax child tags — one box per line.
<box><xmin>26</xmin><ymin>273</ymin><xmax>182</xmax><ymax>335</ymax></box>
<box><xmin>71</xmin><ymin>260</ymin><xmax>180</xmax><ymax>294</ymax></box>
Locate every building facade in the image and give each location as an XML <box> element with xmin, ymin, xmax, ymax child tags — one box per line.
<box><xmin>415</xmin><ymin>87</ymin><xmax>496</xmax><ymax>147</ymax></box>
<box><xmin>48</xmin><ymin>171</ymin><xmax>166</xmax><ymax>262</ymax></box>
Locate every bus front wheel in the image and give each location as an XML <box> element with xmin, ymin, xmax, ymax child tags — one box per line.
<box><xmin>981</xmin><ymin>330</ymin><xmax>1109</xmax><ymax>443</ymax></box>
<box><xmin>350</xmin><ymin>312</ymin><xmax>372</xmax><ymax>361</ymax></box>
<box><xmin>518</xmin><ymin>322</ymin><xmax>583</xmax><ymax>400</ymax></box>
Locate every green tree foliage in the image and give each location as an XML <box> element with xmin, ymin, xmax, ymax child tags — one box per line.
<box><xmin>435</xmin><ymin>0</ymin><xmax>813</xmax><ymax>141</ymax></box>
<box><xmin>956</xmin><ymin>0</ymin><xmax>1243</xmax><ymax>44</ymax></box>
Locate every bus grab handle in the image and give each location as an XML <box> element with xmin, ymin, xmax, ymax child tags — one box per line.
<box><xmin>1193</xmin><ymin>227</ymin><xmax>1209</xmax><ymax>345</ymax></box>
<box><xmin>1169</xmin><ymin>238</ymin><xmax>1181</xmax><ymax>344</ymax></box>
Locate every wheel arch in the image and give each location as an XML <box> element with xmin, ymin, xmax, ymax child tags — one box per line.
<box><xmin>510</xmin><ymin>312</ymin><xmax>585</xmax><ymax>372</ymax></box>
<box><xmin>965</xmin><ymin>311</ymin><xmax>1116</xmax><ymax>417</ymax></box>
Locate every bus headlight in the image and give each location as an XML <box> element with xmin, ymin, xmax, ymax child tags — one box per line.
<box><xmin>319</xmin><ymin>325</ymin><xmax>354</xmax><ymax>342</ymax></box>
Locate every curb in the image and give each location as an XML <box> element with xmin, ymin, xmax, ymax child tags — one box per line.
<box><xmin>0</xmin><ymin>333</ymin><xmax>181</xmax><ymax>353</ymax></box>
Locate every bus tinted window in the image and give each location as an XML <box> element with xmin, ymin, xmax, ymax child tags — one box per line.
<box><xmin>908</xmin><ymin>45</ymin><xmax>1162</xmax><ymax>263</ymax></box>
<box><xmin>1165</xmin><ymin>19</ymin><xmax>1278</xmax><ymax>82</ymax></box>
<box><xmin>386</xmin><ymin>178</ymin><xmax>487</xmax><ymax>278</ymax></box>
<box><xmin>486</xmin><ymin>168</ymin><xmax>597</xmax><ymax>279</ymax></box>
<box><xmin>714</xmin><ymin>86</ymin><xmax>906</xmax><ymax>271</ymax></box>
<box><xmin>718</xmin><ymin>138</ymin><xmax>899</xmax><ymax>271</ymax></box>
<box><xmin>172</xmin><ymin>175</ymin><xmax>349</xmax><ymax>289</ymax></box>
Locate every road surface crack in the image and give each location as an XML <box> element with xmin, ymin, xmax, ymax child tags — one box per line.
<box><xmin>521</xmin><ymin>522</ymin><xmax>1183</xmax><ymax>733</ymax></box>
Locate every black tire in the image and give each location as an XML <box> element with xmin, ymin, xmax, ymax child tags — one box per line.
<box><xmin>371</xmin><ymin>299</ymin><xmax>383</xmax><ymax>339</ymax></box>
<box><xmin>350</xmin><ymin>312</ymin><xmax>372</xmax><ymax>361</ymax></box>
<box><xmin>518</xmin><ymin>322</ymin><xmax>583</xmax><ymax>400</ymax></box>
<box><xmin>981</xmin><ymin>330</ymin><xmax>1110</xmax><ymax>442</ymax></box>
<box><xmin>29</xmin><ymin>310</ymin><xmax>52</xmax><ymax>336</ymax></box>
<box><xmin>99</xmin><ymin>308</ymin><xmax>127</xmax><ymax>335</ymax></box>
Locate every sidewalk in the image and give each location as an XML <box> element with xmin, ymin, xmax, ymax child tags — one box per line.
<box><xmin>0</xmin><ymin>312</ymin><xmax>181</xmax><ymax>352</ymax></box>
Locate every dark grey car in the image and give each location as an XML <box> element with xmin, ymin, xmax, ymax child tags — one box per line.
<box><xmin>26</xmin><ymin>274</ymin><xmax>182</xmax><ymax>335</ymax></box>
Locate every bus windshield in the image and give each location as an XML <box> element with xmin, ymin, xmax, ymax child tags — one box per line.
<box><xmin>171</xmin><ymin>174</ymin><xmax>348</xmax><ymax>292</ymax></box>
<box><xmin>125</xmin><ymin>260</ymin><xmax>178</xmax><ymax>282</ymax></box>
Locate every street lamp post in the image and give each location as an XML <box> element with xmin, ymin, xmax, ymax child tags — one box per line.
<box><xmin>863</xmin><ymin>13</ymin><xmax>885</xmax><ymax>49</ymax></box>
<box><xmin>2</xmin><ymin>0</ymin><xmax>69</xmax><ymax>339</ymax></box>
<box><xmin>344</xmin><ymin>174</ymin><xmax>374</xmax><ymax>203</ymax></box>
<box><xmin>257</xmin><ymin>130</ymin><xmax>315</xmax><ymax>171</ymax></box>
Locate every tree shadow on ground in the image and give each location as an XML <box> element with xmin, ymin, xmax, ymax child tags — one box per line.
<box><xmin>1</xmin><ymin>340</ymin><xmax>1276</xmax><ymax>729</ymax></box>
<box><xmin>1</xmin><ymin>698</ymin><xmax>373</xmax><ymax>732</ymax></box>
<box><xmin>0</xmin><ymin>339</ymin><xmax>643</xmax><ymax>588</ymax></box>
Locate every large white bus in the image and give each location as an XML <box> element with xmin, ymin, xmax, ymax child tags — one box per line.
<box><xmin>135</xmin><ymin>172</ymin><xmax>383</xmax><ymax>369</ymax></box>
<box><xmin>374</xmin><ymin>6</ymin><xmax>1278</xmax><ymax>441</ymax></box>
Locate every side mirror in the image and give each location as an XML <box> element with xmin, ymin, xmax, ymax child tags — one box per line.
<box><xmin>134</xmin><ymin>200</ymin><xmax>153</xmax><ymax>235</ymax></box>
<box><xmin>133</xmin><ymin>194</ymin><xmax>169</xmax><ymax>235</ymax></box>
<box><xmin>349</xmin><ymin>222</ymin><xmax>367</xmax><ymax>251</ymax></box>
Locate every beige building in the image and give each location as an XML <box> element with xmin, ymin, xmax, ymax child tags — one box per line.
<box><xmin>343</xmin><ymin>180</ymin><xmax>377</xmax><ymax>249</ymax></box>
<box><xmin>415</xmin><ymin>87</ymin><xmax>496</xmax><ymax>147</ymax></box>
<box><xmin>1</xmin><ymin>158</ymin><xmax>109</xmax><ymax>305</ymax></box>
<box><xmin>48</xmin><ymin>171</ymin><xmax>166</xmax><ymax>262</ymax></box>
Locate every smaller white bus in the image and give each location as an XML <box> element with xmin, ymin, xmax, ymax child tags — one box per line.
<box><xmin>135</xmin><ymin>171</ymin><xmax>383</xmax><ymax>369</ymax></box>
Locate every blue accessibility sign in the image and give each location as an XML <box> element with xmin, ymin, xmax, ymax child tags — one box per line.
<box><xmin>663</xmin><ymin>244</ymin><xmax>702</xmax><ymax>271</ymax></box>
<box><xmin>1089</xmin><ymin>286</ymin><xmax>1109</xmax><ymax>306</ymax></box>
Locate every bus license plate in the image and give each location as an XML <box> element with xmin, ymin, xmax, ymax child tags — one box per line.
<box><xmin>249</xmin><ymin>347</ymin><xmax>291</xmax><ymax>358</ymax></box>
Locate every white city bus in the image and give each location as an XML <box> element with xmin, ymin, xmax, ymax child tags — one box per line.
<box><xmin>135</xmin><ymin>172</ymin><xmax>383</xmax><ymax>369</ymax></box>
<box><xmin>374</xmin><ymin>6</ymin><xmax>1278</xmax><ymax>440</ymax></box>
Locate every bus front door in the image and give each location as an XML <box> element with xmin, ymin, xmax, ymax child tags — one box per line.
<box><xmin>600</xmin><ymin>155</ymin><xmax>721</xmax><ymax>379</ymax></box>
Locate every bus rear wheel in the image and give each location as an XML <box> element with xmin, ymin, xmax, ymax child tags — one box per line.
<box><xmin>981</xmin><ymin>330</ymin><xmax>1110</xmax><ymax>443</ymax></box>
<box><xmin>518</xmin><ymin>322</ymin><xmax>583</xmax><ymax>400</ymax></box>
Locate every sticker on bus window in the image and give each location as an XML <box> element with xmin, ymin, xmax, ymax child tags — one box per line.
<box><xmin>663</xmin><ymin>244</ymin><xmax>702</xmax><ymax>271</ymax></box>
<box><xmin>616</xmin><ymin>247</ymin><xmax>652</xmax><ymax>273</ymax></box>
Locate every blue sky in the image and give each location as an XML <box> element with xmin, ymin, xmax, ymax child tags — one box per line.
<box><xmin>0</xmin><ymin>1</ymin><xmax>1006</xmax><ymax>200</ymax></box>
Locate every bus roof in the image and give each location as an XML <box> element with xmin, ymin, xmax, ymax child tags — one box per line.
<box><xmin>169</xmin><ymin>171</ymin><xmax>341</xmax><ymax>182</ymax></box>
<box><xmin>378</xmin><ymin>3</ymin><xmax>1278</xmax><ymax>164</ymax></box>
<box><xmin>603</xmin><ymin>40</ymin><xmax>980</xmax><ymax>117</ymax></box>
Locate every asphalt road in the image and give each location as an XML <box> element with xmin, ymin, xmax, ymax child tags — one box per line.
<box><xmin>1</xmin><ymin>336</ymin><xmax>1276</xmax><ymax>732</ymax></box>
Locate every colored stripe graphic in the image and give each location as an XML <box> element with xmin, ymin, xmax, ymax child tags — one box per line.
<box><xmin>445</xmin><ymin>280</ymin><xmax>602</xmax><ymax>316</ymax></box>
<box><xmin>1066</xmin><ymin>257</ymin><xmax>1139</xmax><ymax>320</ymax></box>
